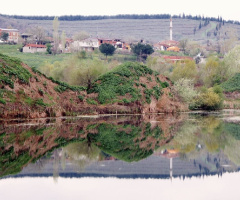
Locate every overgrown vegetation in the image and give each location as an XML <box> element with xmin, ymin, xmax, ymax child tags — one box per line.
<box><xmin>0</xmin><ymin>53</ymin><xmax>32</xmax><ymax>89</ymax></box>
<box><xmin>88</xmin><ymin>62</ymin><xmax>167</xmax><ymax>104</ymax></box>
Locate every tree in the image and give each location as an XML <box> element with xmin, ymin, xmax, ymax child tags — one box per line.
<box><xmin>73</xmin><ymin>31</ymin><xmax>89</xmax><ymax>41</ymax></box>
<box><xmin>193</xmin><ymin>27</ymin><xmax>197</xmax><ymax>35</ymax></box>
<box><xmin>30</xmin><ymin>26</ymin><xmax>46</xmax><ymax>44</ymax></box>
<box><xmin>46</xmin><ymin>43</ymin><xmax>52</xmax><ymax>54</ymax></box>
<box><xmin>224</xmin><ymin>45</ymin><xmax>240</xmax><ymax>78</ymax></box>
<box><xmin>131</xmin><ymin>43</ymin><xmax>154</xmax><ymax>61</ymax></box>
<box><xmin>174</xmin><ymin>78</ymin><xmax>198</xmax><ymax>103</ymax></box>
<box><xmin>179</xmin><ymin>39</ymin><xmax>188</xmax><ymax>54</ymax></box>
<box><xmin>0</xmin><ymin>32</ymin><xmax>9</xmax><ymax>42</ymax></box>
<box><xmin>52</xmin><ymin>17</ymin><xmax>60</xmax><ymax>54</ymax></box>
<box><xmin>146</xmin><ymin>56</ymin><xmax>171</xmax><ymax>76</ymax></box>
<box><xmin>201</xmin><ymin>56</ymin><xmax>227</xmax><ymax>87</ymax></box>
<box><xmin>171</xmin><ymin>60</ymin><xmax>197</xmax><ymax>82</ymax></box>
<box><xmin>99</xmin><ymin>43</ymin><xmax>116</xmax><ymax>59</ymax></box>
<box><xmin>61</xmin><ymin>31</ymin><xmax>66</xmax><ymax>53</ymax></box>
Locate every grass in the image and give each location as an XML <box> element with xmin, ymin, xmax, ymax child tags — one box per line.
<box><xmin>0</xmin><ymin>44</ymin><xmax>70</xmax><ymax>68</ymax></box>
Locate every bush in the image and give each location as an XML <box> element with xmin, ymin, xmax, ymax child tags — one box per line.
<box><xmin>190</xmin><ymin>88</ymin><xmax>223</xmax><ymax>110</ymax></box>
<box><xmin>86</xmin><ymin>98</ymin><xmax>98</xmax><ymax>105</ymax></box>
<box><xmin>78</xmin><ymin>95</ymin><xmax>84</xmax><ymax>101</ymax></box>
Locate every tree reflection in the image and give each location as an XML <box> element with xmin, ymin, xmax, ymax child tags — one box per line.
<box><xmin>0</xmin><ymin>115</ymin><xmax>177</xmax><ymax>177</ymax></box>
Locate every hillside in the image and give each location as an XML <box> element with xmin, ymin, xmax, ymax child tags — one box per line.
<box><xmin>0</xmin><ymin>54</ymin><xmax>186</xmax><ymax>119</ymax></box>
<box><xmin>1</xmin><ymin>15</ymin><xmax>240</xmax><ymax>43</ymax></box>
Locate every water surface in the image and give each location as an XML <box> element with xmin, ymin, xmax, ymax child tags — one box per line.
<box><xmin>1</xmin><ymin>110</ymin><xmax>240</xmax><ymax>199</ymax></box>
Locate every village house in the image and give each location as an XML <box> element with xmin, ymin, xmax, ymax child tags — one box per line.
<box><xmin>98</xmin><ymin>38</ymin><xmax>114</xmax><ymax>46</ymax></box>
<box><xmin>0</xmin><ymin>28</ymin><xmax>19</xmax><ymax>43</ymax></box>
<box><xmin>59</xmin><ymin>38</ymin><xmax>74</xmax><ymax>53</ymax></box>
<box><xmin>73</xmin><ymin>38</ymin><xmax>99</xmax><ymax>52</ymax></box>
<box><xmin>154</xmin><ymin>40</ymin><xmax>180</xmax><ymax>51</ymax></box>
<box><xmin>163</xmin><ymin>55</ymin><xmax>193</xmax><ymax>63</ymax></box>
<box><xmin>23</xmin><ymin>44</ymin><xmax>47</xmax><ymax>53</ymax></box>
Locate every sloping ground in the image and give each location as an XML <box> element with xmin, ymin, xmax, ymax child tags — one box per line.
<box><xmin>1</xmin><ymin>15</ymin><xmax>240</xmax><ymax>43</ymax></box>
<box><xmin>221</xmin><ymin>73</ymin><xmax>240</xmax><ymax>92</ymax></box>
<box><xmin>221</xmin><ymin>73</ymin><xmax>240</xmax><ymax>109</ymax></box>
<box><xmin>0</xmin><ymin>54</ymin><xmax>187</xmax><ymax>119</ymax></box>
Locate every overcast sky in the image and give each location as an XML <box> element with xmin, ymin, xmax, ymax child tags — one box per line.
<box><xmin>0</xmin><ymin>0</ymin><xmax>239</xmax><ymax>21</ymax></box>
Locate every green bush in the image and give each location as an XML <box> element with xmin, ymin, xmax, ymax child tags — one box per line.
<box><xmin>78</xmin><ymin>95</ymin><xmax>84</xmax><ymax>101</ymax></box>
<box><xmin>86</xmin><ymin>98</ymin><xmax>98</xmax><ymax>105</ymax></box>
<box><xmin>0</xmin><ymin>98</ymin><xmax>6</xmax><ymax>104</ymax></box>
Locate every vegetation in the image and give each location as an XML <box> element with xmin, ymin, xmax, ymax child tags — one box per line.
<box><xmin>131</xmin><ymin>43</ymin><xmax>154</xmax><ymax>60</ymax></box>
<box><xmin>88</xmin><ymin>62</ymin><xmax>166</xmax><ymax>104</ymax></box>
<box><xmin>99</xmin><ymin>43</ymin><xmax>116</xmax><ymax>59</ymax></box>
<box><xmin>2</xmin><ymin>13</ymin><xmax>236</xmax><ymax>25</ymax></box>
<box><xmin>0</xmin><ymin>32</ymin><xmax>9</xmax><ymax>42</ymax></box>
<box><xmin>0</xmin><ymin>53</ymin><xmax>32</xmax><ymax>88</ymax></box>
<box><xmin>221</xmin><ymin>73</ymin><xmax>240</xmax><ymax>92</ymax></box>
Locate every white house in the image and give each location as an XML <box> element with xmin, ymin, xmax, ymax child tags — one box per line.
<box><xmin>23</xmin><ymin>44</ymin><xmax>47</xmax><ymax>53</ymax></box>
<box><xmin>73</xmin><ymin>38</ymin><xmax>99</xmax><ymax>52</ymax></box>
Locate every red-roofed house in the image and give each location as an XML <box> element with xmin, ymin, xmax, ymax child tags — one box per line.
<box><xmin>23</xmin><ymin>44</ymin><xmax>47</xmax><ymax>53</ymax></box>
<box><xmin>154</xmin><ymin>40</ymin><xmax>180</xmax><ymax>51</ymax></box>
<box><xmin>163</xmin><ymin>56</ymin><xmax>193</xmax><ymax>63</ymax></box>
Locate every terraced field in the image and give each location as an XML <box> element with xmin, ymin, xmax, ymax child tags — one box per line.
<box><xmin>1</xmin><ymin>15</ymin><xmax>240</xmax><ymax>43</ymax></box>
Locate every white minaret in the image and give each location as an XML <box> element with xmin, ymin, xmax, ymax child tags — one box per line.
<box><xmin>170</xmin><ymin>17</ymin><xmax>173</xmax><ymax>41</ymax></box>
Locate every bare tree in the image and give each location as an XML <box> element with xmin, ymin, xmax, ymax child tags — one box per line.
<box><xmin>30</xmin><ymin>26</ymin><xmax>46</xmax><ymax>44</ymax></box>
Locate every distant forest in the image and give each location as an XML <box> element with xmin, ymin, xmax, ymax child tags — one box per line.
<box><xmin>1</xmin><ymin>13</ymin><xmax>240</xmax><ymax>25</ymax></box>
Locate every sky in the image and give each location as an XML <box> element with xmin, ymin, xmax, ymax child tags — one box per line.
<box><xmin>0</xmin><ymin>0</ymin><xmax>239</xmax><ymax>22</ymax></box>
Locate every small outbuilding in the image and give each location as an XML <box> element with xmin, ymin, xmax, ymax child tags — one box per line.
<box><xmin>23</xmin><ymin>44</ymin><xmax>47</xmax><ymax>53</ymax></box>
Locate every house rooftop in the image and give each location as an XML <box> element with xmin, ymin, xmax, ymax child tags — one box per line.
<box><xmin>25</xmin><ymin>44</ymin><xmax>46</xmax><ymax>48</ymax></box>
<box><xmin>0</xmin><ymin>28</ymin><xmax>19</xmax><ymax>32</ymax></box>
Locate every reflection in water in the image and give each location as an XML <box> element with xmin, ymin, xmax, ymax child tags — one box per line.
<box><xmin>1</xmin><ymin>111</ymin><xmax>240</xmax><ymax>180</ymax></box>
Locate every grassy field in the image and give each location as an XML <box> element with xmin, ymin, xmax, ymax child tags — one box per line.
<box><xmin>0</xmin><ymin>44</ymin><xmax>137</xmax><ymax>68</ymax></box>
<box><xmin>0</xmin><ymin>44</ymin><xmax>70</xmax><ymax>68</ymax></box>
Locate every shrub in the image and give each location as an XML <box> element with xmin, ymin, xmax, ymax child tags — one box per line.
<box><xmin>86</xmin><ymin>98</ymin><xmax>98</xmax><ymax>105</ymax></box>
<box><xmin>190</xmin><ymin>88</ymin><xmax>223</xmax><ymax>110</ymax></box>
<box><xmin>78</xmin><ymin>95</ymin><xmax>84</xmax><ymax>101</ymax></box>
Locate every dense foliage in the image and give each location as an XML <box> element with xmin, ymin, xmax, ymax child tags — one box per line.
<box><xmin>99</xmin><ymin>43</ymin><xmax>116</xmax><ymax>58</ymax></box>
<box><xmin>88</xmin><ymin>62</ymin><xmax>167</xmax><ymax>104</ymax></box>
<box><xmin>221</xmin><ymin>73</ymin><xmax>240</xmax><ymax>92</ymax></box>
<box><xmin>131</xmin><ymin>43</ymin><xmax>154</xmax><ymax>60</ymax></box>
<box><xmin>0</xmin><ymin>53</ymin><xmax>32</xmax><ymax>89</ymax></box>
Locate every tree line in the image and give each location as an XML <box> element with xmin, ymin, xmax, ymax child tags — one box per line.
<box><xmin>1</xmin><ymin>13</ymin><xmax>240</xmax><ymax>25</ymax></box>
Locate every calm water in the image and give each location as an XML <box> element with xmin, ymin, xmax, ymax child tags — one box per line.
<box><xmin>1</xmin><ymin>110</ymin><xmax>240</xmax><ymax>200</ymax></box>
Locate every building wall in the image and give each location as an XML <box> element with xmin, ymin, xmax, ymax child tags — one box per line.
<box><xmin>0</xmin><ymin>29</ymin><xmax>19</xmax><ymax>43</ymax></box>
<box><xmin>23</xmin><ymin>46</ymin><xmax>47</xmax><ymax>53</ymax></box>
<box><xmin>73</xmin><ymin>39</ymin><xmax>99</xmax><ymax>51</ymax></box>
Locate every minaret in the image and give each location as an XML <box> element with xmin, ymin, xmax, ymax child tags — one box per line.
<box><xmin>170</xmin><ymin>17</ymin><xmax>173</xmax><ymax>41</ymax></box>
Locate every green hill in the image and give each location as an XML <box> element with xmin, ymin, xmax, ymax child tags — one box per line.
<box><xmin>0</xmin><ymin>53</ymin><xmax>186</xmax><ymax>118</ymax></box>
<box><xmin>221</xmin><ymin>73</ymin><xmax>240</xmax><ymax>92</ymax></box>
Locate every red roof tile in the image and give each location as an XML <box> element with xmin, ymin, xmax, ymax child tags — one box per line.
<box><xmin>25</xmin><ymin>44</ymin><xmax>46</xmax><ymax>48</ymax></box>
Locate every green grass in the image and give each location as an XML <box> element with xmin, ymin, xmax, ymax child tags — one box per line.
<box><xmin>0</xmin><ymin>44</ymin><xmax>70</xmax><ymax>68</ymax></box>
